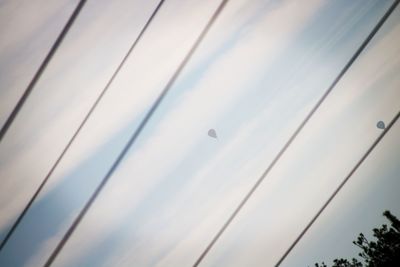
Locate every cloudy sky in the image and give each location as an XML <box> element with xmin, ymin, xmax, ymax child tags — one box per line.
<box><xmin>0</xmin><ymin>0</ymin><xmax>399</xmax><ymax>266</ymax></box>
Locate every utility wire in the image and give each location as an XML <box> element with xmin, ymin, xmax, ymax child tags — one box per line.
<box><xmin>0</xmin><ymin>0</ymin><xmax>87</xmax><ymax>143</ymax></box>
<box><xmin>274</xmin><ymin>110</ymin><xmax>400</xmax><ymax>267</ymax></box>
<box><xmin>43</xmin><ymin>1</ymin><xmax>229</xmax><ymax>266</ymax></box>
<box><xmin>192</xmin><ymin>1</ymin><xmax>399</xmax><ymax>266</ymax></box>
<box><xmin>0</xmin><ymin>0</ymin><xmax>165</xmax><ymax>252</ymax></box>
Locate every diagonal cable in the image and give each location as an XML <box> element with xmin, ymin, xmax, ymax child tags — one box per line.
<box><xmin>0</xmin><ymin>0</ymin><xmax>87</xmax><ymax>143</ymax></box>
<box><xmin>43</xmin><ymin>0</ymin><xmax>229</xmax><ymax>266</ymax></box>
<box><xmin>192</xmin><ymin>1</ymin><xmax>399</xmax><ymax>266</ymax></box>
<box><xmin>0</xmin><ymin>0</ymin><xmax>165</xmax><ymax>252</ymax></box>
<box><xmin>274</xmin><ymin>109</ymin><xmax>400</xmax><ymax>267</ymax></box>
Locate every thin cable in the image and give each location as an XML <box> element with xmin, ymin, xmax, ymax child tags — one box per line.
<box><xmin>0</xmin><ymin>0</ymin><xmax>165</xmax><ymax>252</ymax></box>
<box><xmin>0</xmin><ymin>0</ymin><xmax>87</xmax><ymax>143</ymax></box>
<box><xmin>43</xmin><ymin>1</ymin><xmax>229</xmax><ymax>266</ymax></box>
<box><xmin>192</xmin><ymin>1</ymin><xmax>399</xmax><ymax>266</ymax></box>
<box><xmin>274</xmin><ymin>110</ymin><xmax>400</xmax><ymax>267</ymax></box>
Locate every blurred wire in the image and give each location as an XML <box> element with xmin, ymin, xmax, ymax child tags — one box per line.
<box><xmin>0</xmin><ymin>0</ymin><xmax>87</xmax><ymax>143</ymax></box>
<box><xmin>275</xmin><ymin>110</ymin><xmax>400</xmax><ymax>267</ymax></box>
<box><xmin>192</xmin><ymin>1</ymin><xmax>400</xmax><ymax>266</ymax></box>
<box><xmin>0</xmin><ymin>0</ymin><xmax>165</xmax><ymax>252</ymax></box>
<box><xmin>43</xmin><ymin>0</ymin><xmax>229</xmax><ymax>266</ymax></box>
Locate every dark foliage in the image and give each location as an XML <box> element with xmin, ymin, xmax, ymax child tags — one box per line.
<box><xmin>314</xmin><ymin>210</ymin><xmax>400</xmax><ymax>267</ymax></box>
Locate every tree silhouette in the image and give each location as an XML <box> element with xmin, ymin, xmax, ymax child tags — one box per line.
<box><xmin>314</xmin><ymin>210</ymin><xmax>400</xmax><ymax>267</ymax></box>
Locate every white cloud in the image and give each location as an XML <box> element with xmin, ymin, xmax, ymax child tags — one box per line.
<box><xmin>50</xmin><ymin>0</ymin><xmax>327</xmax><ymax>266</ymax></box>
<box><xmin>2</xmin><ymin>1</ymin><xmax>398</xmax><ymax>267</ymax></box>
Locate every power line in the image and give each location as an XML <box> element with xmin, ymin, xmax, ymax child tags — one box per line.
<box><xmin>0</xmin><ymin>0</ymin><xmax>165</xmax><ymax>252</ymax></box>
<box><xmin>0</xmin><ymin>0</ymin><xmax>87</xmax><ymax>143</ymax></box>
<box><xmin>274</xmin><ymin>110</ymin><xmax>400</xmax><ymax>267</ymax></box>
<box><xmin>42</xmin><ymin>1</ymin><xmax>229</xmax><ymax>266</ymax></box>
<box><xmin>192</xmin><ymin>1</ymin><xmax>399</xmax><ymax>266</ymax></box>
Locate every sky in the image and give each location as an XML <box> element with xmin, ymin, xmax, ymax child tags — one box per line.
<box><xmin>0</xmin><ymin>0</ymin><xmax>399</xmax><ymax>266</ymax></box>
